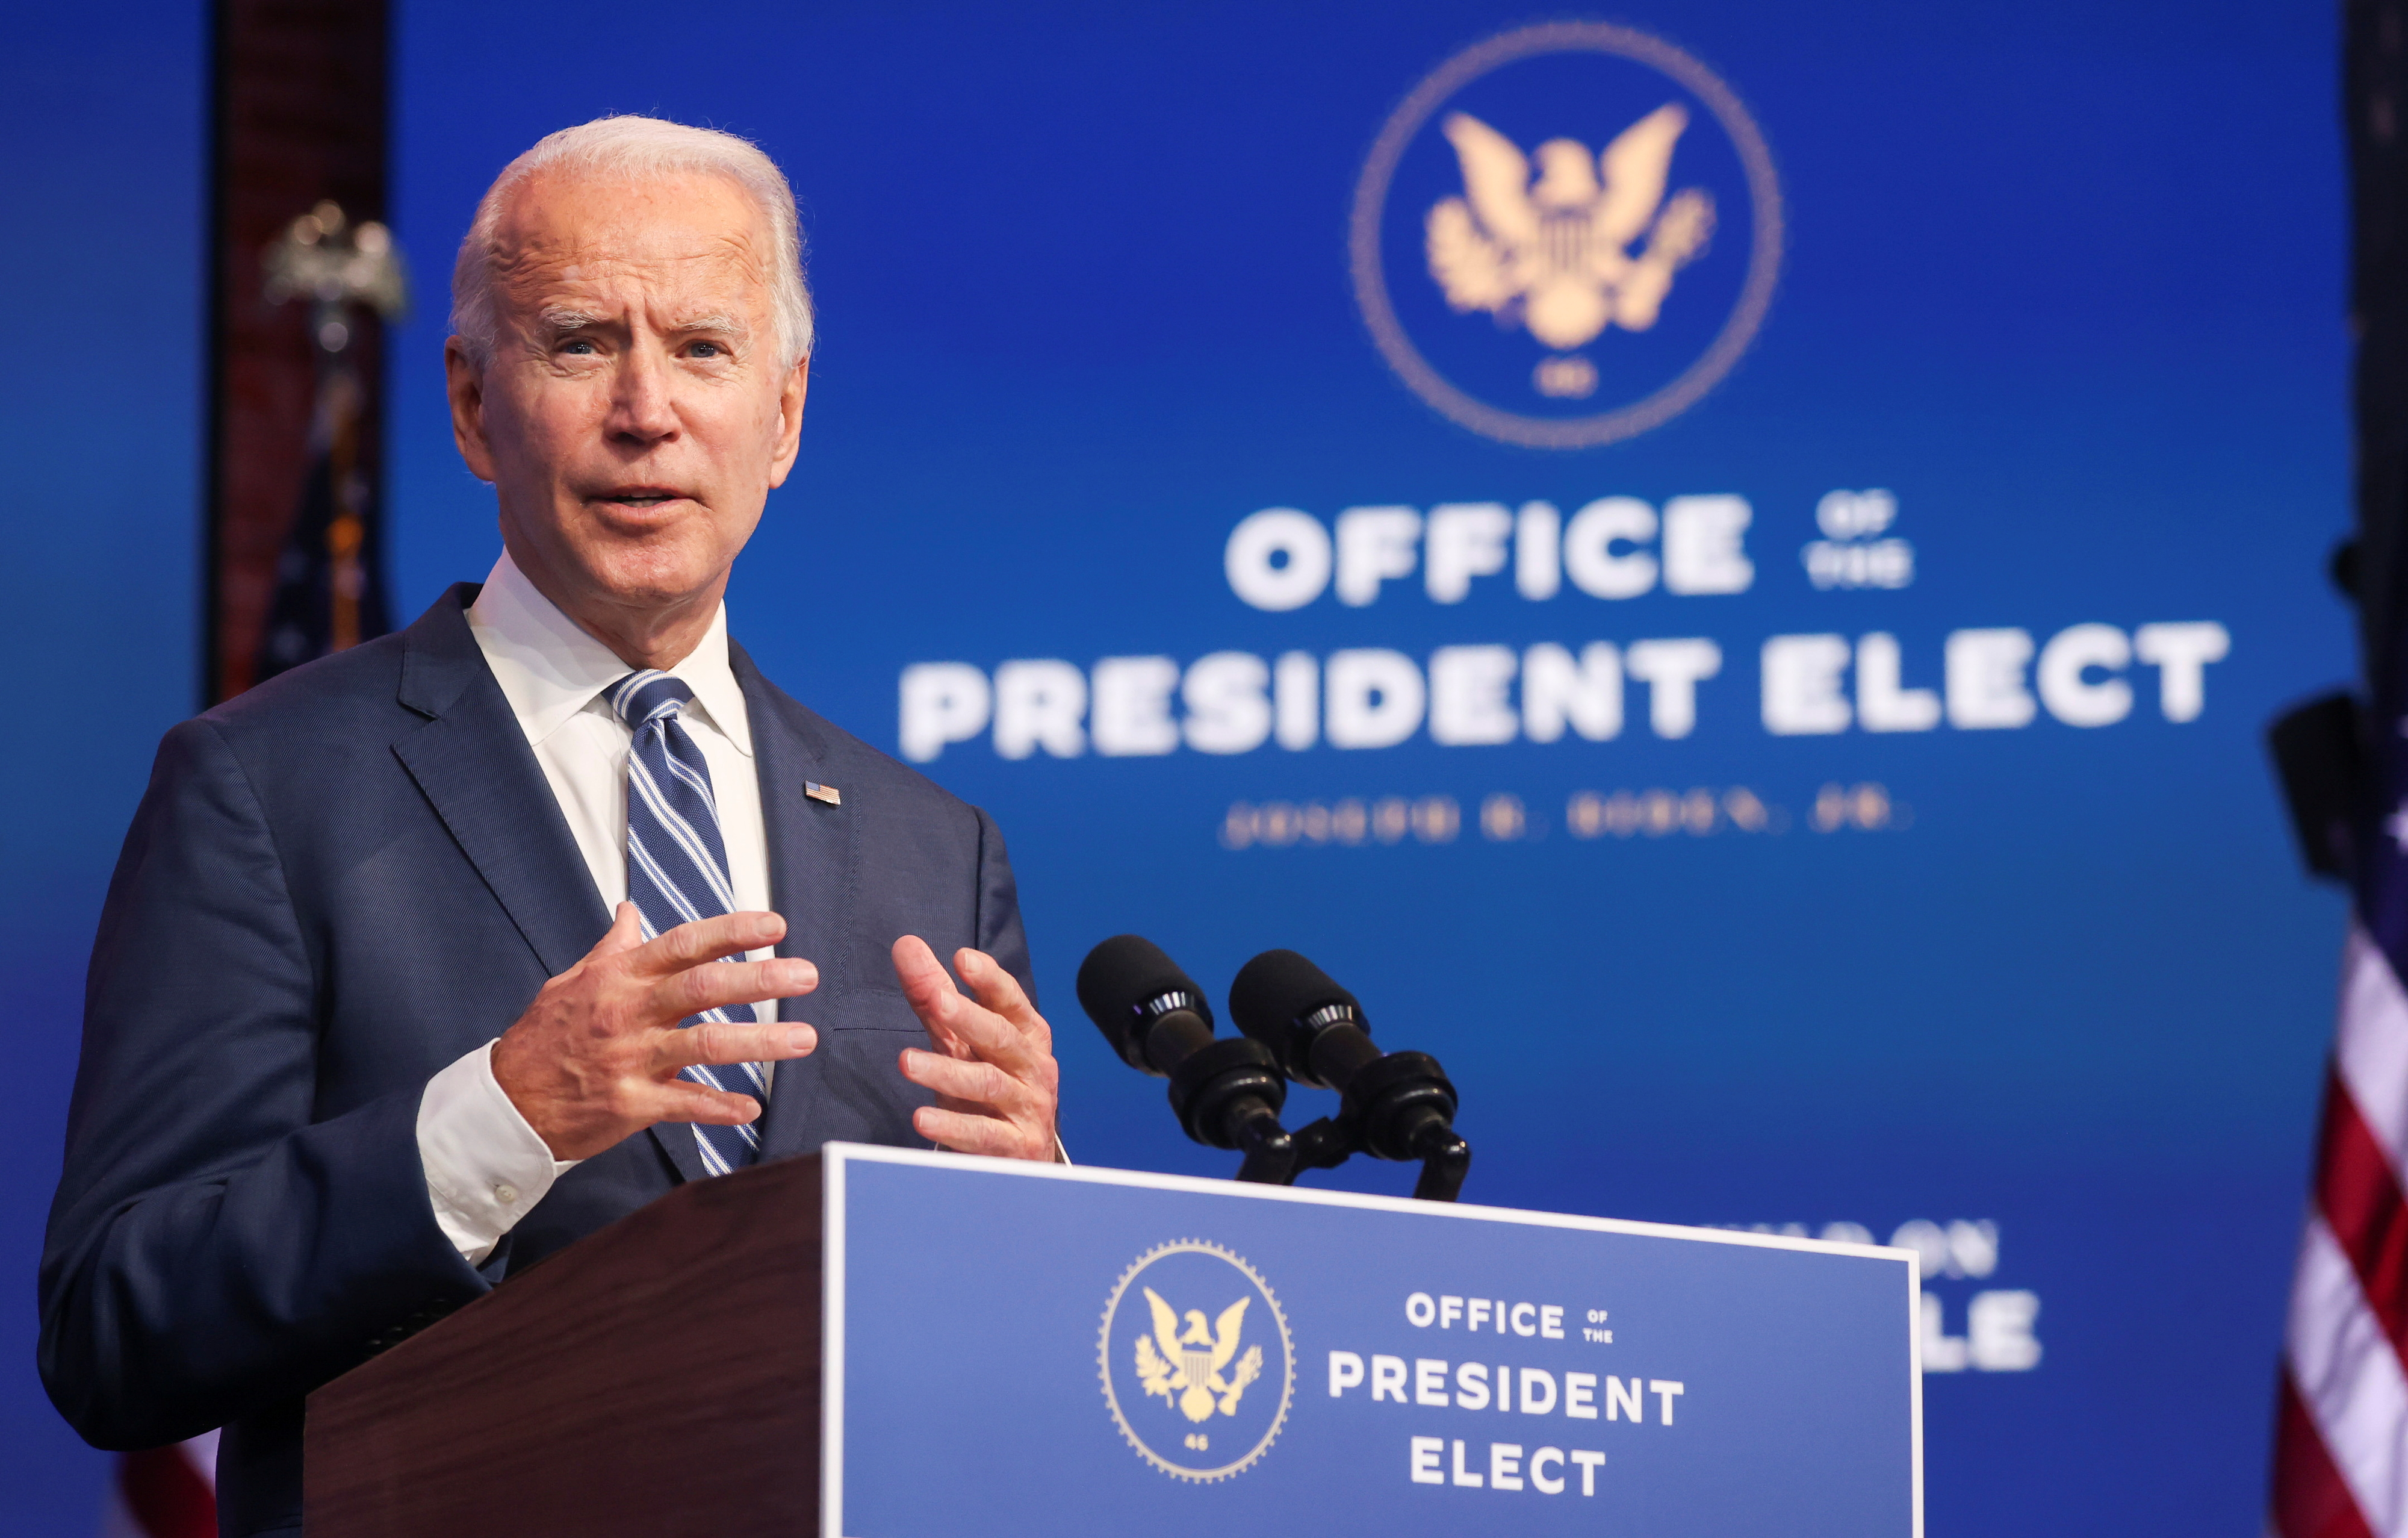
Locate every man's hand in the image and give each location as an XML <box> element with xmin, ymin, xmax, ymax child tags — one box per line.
<box><xmin>893</xmin><ymin>936</ymin><xmax>1060</xmax><ymax>1161</ymax></box>
<box><xmin>492</xmin><ymin>903</ymin><xmax>820</xmax><ymax>1160</ymax></box>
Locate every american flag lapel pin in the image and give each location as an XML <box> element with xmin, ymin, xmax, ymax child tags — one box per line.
<box><xmin>805</xmin><ymin>781</ymin><xmax>842</xmax><ymax>806</ymax></box>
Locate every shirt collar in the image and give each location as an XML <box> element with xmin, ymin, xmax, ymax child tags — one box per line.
<box><xmin>466</xmin><ymin>549</ymin><xmax>754</xmax><ymax>758</ymax></box>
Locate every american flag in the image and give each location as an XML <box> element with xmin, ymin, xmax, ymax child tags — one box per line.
<box><xmin>99</xmin><ymin>1436</ymin><xmax>215</xmax><ymax>1538</ymax></box>
<box><xmin>2268</xmin><ymin>5</ymin><xmax>2408</xmax><ymax>1524</ymax></box>
<box><xmin>2271</xmin><ymin>763</ymin><xmax>2408</xmax><ymax>1531</ymax></box>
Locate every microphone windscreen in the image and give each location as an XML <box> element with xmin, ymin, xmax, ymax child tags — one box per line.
<box><xmin>1077</xmin><ymin>935</ymin><xmax>1208</xmax><ymax>1057</ymax></box>
<box><xmin>1228</xmin><ymin>948</ymin><xmax>1361</xmax><ymax>1045</ymax></box>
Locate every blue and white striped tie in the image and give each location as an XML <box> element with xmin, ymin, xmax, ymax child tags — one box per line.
<box><xmin>613</xmin><ymin>669</ymin><xmax>764</xmax><ymax>1174</ymax></box>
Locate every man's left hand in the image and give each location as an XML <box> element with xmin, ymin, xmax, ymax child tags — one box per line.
<box><xmin>893</xmin><ymin>936</ymin><xmax>1060</xmax><ymax>1160</ymax></box>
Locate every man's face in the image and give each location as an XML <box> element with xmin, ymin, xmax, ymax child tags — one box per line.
<box><xmin>445</xmin><ymin>170</ymin><xmax>807</xmax><ymax>627</ymax></box>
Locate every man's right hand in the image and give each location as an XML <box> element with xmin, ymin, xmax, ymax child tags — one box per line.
<box><xmin>491</xmin><ymin>903</ymin><xmax>820</xmax><ymax>1160</ymax></box>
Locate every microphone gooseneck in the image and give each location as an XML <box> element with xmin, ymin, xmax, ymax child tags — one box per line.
<box><xmin>1228</xmin><ymin>948</ymin><xmax>1471</xmax><ymax>1200</ymax></box>
<box><xmin>1076</xmin><ymin>936</ymin><xmax>1296</xmax><ymax>1182</ymax></box>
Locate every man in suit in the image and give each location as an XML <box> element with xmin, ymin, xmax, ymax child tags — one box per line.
<box><xmin>40</xmin><ymin>116</ymin><xmax>1061</xmax><ymax>1537</ymax></box>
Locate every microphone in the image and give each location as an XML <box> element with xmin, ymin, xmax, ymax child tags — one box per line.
<box><xmin>1227</xmin><ymin>948</ymin><xmax>1471</xmax><ymax>1201</ymax></box>
<box><xmin>1076</xmin><ymin>936</ymin><xmax>1296</xmax><ymax>1183</ymax></box>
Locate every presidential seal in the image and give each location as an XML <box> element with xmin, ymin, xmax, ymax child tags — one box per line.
<box><xmin>1350</xmin><ymin>21</ymin><xmax>1783</xmax><ymax>449</ymax></box>
<box><xmin>1099</xmin><ymin>1240</ymin><xmax>1295</xmax><ymax>1482</ymax></box>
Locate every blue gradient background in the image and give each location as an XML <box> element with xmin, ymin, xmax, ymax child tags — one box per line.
<box><xmin>1</xmin><ymin>1</ymin><xmax>203</xmax><ymax>1528</ymax></box>
<box><xmin>0</xmin><ymin>1</ymin><xmax>2356</xmax><ymax>1531</ymax></box>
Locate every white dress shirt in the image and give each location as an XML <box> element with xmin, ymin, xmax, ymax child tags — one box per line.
<box><xmin>415</xmin><ymin>550</ymin><xmax>777</xmax><ymax>1265</ymax></box>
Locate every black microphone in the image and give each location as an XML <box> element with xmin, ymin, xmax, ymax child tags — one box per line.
<box><xmin>1227</xmin><ymin>948</ymin><xmax>1470</xmax><ymax>1200</ymax></box>
<box><xmin>1076</xmin><ymin>936</ymin><xmax>1296</xmax><ymax>1182</ymax></box>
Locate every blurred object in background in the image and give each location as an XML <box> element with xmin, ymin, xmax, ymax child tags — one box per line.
<box><xmin>96</xmin><ymin>1433</ymin><xmax>215</xmax><ymax>1538</ymax></box>
<box><xmin>2267</xmin><ymin>687</ymin><xmax>2364</xmax><ymax>884</ymax></box>
<box><xmin>254</xmin><ymin>199</ymin><xmax>406</xmax><ymax>682</ymax></box>
<box><xmin>114</xmin><ymin>0</ymin><xmax>399</xmax><ymax>1521</ymax></box>
<box><xmin>2266</xmin><ymin>538</ymin><xmax>2367</xmax><ymax>889</ymax></box>
<box><xmin>2268</xmin><ymin>4</ymin><xmax>2408</xmax><ymax>1533</ymax></box>
<box><xmin>204</xmin><ymin>0</ymin><xmax>389</xmax><ymax>704</ymax></box>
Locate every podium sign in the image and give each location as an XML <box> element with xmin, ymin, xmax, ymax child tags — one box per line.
<box><xmin>825</xmin><ymin>1144</ymin><xmax>1921</xmax><ymax>1537</ymax></box>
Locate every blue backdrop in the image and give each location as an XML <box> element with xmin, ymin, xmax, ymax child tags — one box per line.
<box><xmin>0</xmin><ymin>1</ymin><xmax>202</xmax><ymax>1528</ymax></box>
<box><xmin>381</xmin><ymin>5</ymin><xmax>2354</xmax><ymax>1531</ymax></box>
<box><xmin>0</xmin><ymin>1</ymin><xmax>2356</xmax><ymax>1532</ymax></box>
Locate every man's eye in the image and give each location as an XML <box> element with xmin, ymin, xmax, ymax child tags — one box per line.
<box><xmin>690</xmin><ymin>341</ymin><xmax>724</xmax><ymax>358</ymax></box>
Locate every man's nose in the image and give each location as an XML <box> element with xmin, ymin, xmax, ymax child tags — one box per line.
<box><xmin>606</xmin><ymin>343</ymin><xmax>680</xmax><ymax>445</ymax></box>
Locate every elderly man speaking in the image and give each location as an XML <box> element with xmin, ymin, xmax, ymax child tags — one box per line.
<box><xmin>40</xmin><ymin>117</ymin><xmax>1058</xmax><ymax>1536</ymax></box>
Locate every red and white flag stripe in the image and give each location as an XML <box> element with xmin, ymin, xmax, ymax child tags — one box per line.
<box><xmin>2275</xmin><ymin>926</ymin><xmax>2408</xmax><ymax>1537</ymax></box>
<box><xmin>99</xmin><ymin>1433</ymin><xmax>216</xmax><ymax>1538</ymax></box>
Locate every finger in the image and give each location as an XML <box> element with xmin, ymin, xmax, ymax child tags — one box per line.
<box><xmin>898</xmin><ymin>1046</ymin><xmax>1032</xmax><ymax>1114</ymax></box>
<box><xmin>892</xmin><ymin>935</ymin><xmax>973</xmax><ymax>1056</ymax></box>
<box><xmin>955</xmin><ymin>948</ymin><xmax>1049</xmax><ymax>1049</ymax></box>
<box><xmin>631</xmin><ymin>911</ymin><xmax>790</xmax><ymax>976</ymax></box>
<box><xmin>592</xmin><ymin>901</ymin><xmax>647</xmax><ymax>959</ymax></box>
<box><xmin>650</xmin><ymin>1079</ymin><xmax>768</xmax><ymax>1127</ymax></box>
<box><xmin>914</xmin><ymin>1103</ymin><xmax>1047</xmax><ymax>1160</ymax></box>
<box><xmin>911</xmin><ymin>982</ymin><xmax>1043</xmax><ymax>1080</ymax></box>
<box><xmin>654</xmin><ymin>1020</ymin><xmax>818</xmax><ymax>1074</ymax></box>
<box><xmin>651</xmin><ymin>956</ymin><xmax>818</xmax><ymax>1023</ymax></box>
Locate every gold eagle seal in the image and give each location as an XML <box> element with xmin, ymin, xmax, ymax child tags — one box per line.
<box><xmin>1099</xmin><ymin>1239</ymin><xmax>1294</xmax><ymax>1482</ymax></box>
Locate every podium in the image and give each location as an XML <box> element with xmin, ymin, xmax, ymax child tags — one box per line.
<box><xmin>307</xmin><ymin>1144</ymin><xmax>1921</xmax><ymax>1536</ymax></box>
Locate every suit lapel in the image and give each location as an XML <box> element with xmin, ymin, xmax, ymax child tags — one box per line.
<box><xmin>391</xmin><ymin>587</ymin><xmax>708</xmax><ymax>1185</ymax></box>
<box><xmin>392</xmin><ymin>588</ymin><xmax>610</xmax><ymax>976</ymax></box>
<box><xmin>734</xmin><ymin>644</ymin><xmax>856</xmax><ymax>1159</ymax></box>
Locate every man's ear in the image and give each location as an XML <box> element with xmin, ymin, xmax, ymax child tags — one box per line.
<box><xmin>766</xmin><ymin>360</ymin><xmax>810</xmax><ymax>489</ymax></box>
<box><xmin>445</xmin><ymin>337</ymin><xmax>498</xmax><ymax>484</ymax></box>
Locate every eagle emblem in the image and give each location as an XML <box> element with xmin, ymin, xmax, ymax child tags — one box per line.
<box><xmin>1425</xmin><ymin>105</ymin><xmax>1716</xmax><ymax>352</ymax></box>
<box><xmin>1133</xmin><ymin>1286</ymin><xmax>1264</xmax><ymax>1423</ymax></box>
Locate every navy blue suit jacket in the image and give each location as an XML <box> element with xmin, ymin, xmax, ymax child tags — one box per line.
<box><xmin>38</xmin><ymin>587</ymin><xmax>1032</xmax><ymax>1536</ymax></box>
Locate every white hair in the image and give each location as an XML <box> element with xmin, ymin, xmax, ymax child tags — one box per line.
<box><xmin>450</xmin><ymin>115</ymin><xmax>814</xmax><ymax>370</ymax></box>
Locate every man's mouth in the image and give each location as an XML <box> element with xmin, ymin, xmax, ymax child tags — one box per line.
<box><xmin>594</xmin><ymin>487</ymin><xmax>687</xmax><ymax>509</ymax></box>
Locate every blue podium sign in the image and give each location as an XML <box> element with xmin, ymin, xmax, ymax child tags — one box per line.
<box><xmin>821</xmin><ymin>1145</ymin><xmax>1920</xmax><ymax>1537</ymax></box>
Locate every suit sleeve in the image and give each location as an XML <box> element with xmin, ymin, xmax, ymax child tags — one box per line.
<box><xmin>39</xmin><ymin>718</ymin><xmax>490</xmax><ymax>1450</ymax></box>
<box><xmin>972</xmin><ymin>805</ymin><xmax>1035</xmax><ymax>1010</ymax></box>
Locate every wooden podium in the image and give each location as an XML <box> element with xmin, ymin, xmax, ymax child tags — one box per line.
<box><xmin>305</xmin><ymin>1142</ymin><xmax>1919</xmax><ymax>1538</ymax></box>
<box><xmin>305</xmin><ymin>1154</ymin><xmax>827</xmax><ymax>1537</ymax></box>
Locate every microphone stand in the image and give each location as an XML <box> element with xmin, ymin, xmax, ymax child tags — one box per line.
<box><xmin>1263</xmin><ymin>1113</ymin><xmax>1470</xmax><ymax>1202</ymax></box>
